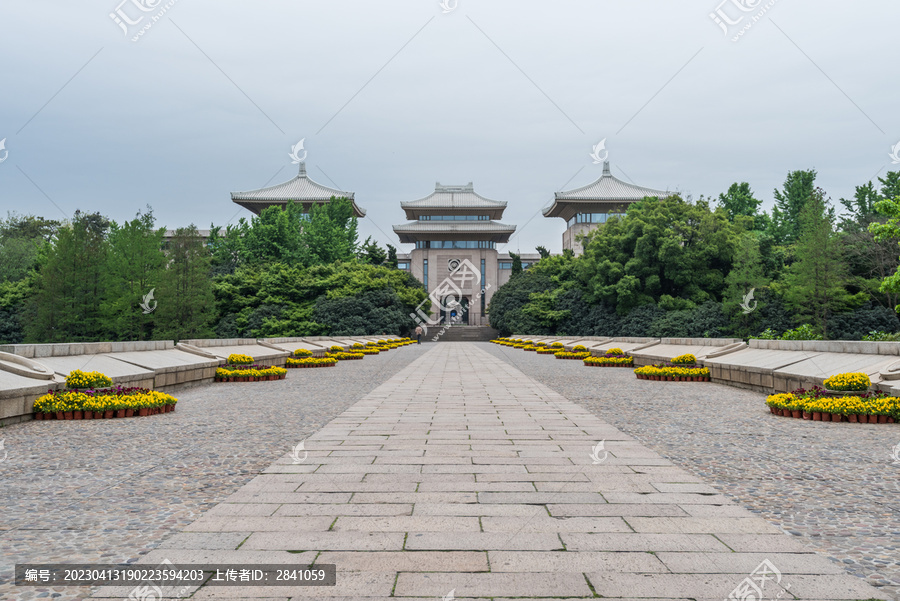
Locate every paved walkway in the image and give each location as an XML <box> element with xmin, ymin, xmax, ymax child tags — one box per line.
<box><xmin>0</xmin><ymin>345</ymin><xmax>421</xmax><ymax>601</ymax></box>
<box><xmin>94</xmin><ymin>343</ymin><xmax>889</xmax><ymax>600</ymax></box>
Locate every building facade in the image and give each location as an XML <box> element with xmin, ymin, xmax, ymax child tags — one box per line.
<box><xmin>543</xmin><ymin>161</ymin><xmax>671</xmax><ymax>254</ymax></box>
<box><xmin>393</xmin><ymin>183</ymin><xmax>526</xmax><ymax>327</ymax></box>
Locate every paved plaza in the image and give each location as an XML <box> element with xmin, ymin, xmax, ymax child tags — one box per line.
<box><xmin>1</xmin><ymin>342</ymin><xmax>896</xmax><ymax>599</ymax></box>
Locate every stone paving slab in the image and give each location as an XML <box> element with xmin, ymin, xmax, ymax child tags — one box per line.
<box><xmin>94</xmin><ymin>343</ymin><xmax>890</xmax><ymax>600</ymax></box>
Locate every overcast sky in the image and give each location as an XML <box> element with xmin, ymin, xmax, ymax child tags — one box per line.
<box><xmin>0</xmin><ymin>0</ymin><xmax>896</xmax><ymax>253</ymax></box>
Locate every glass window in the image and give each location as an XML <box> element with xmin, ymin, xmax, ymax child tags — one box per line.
<box><xmin>397</xmin><ymin>262</ymin><xmax>410</xmax><ymax>269</ymax></box>
<box><xmin>418</xmin><ymin>215</ymin><xmax>490</xmax><ymax>221</ymax></box>
<box><xmin>415</xmin><ymin>240</ymin><xmax>496</xmax><ymax>249</ymax></box>
<box><xmin>499</xmin><ymin>262</ymin><xmax>512</xmax><ymax>269</ymax></box>
<box><xmin>423</xmin><ymin>259</ymin><xmax>428</xmax><ymax>291</ymax></box>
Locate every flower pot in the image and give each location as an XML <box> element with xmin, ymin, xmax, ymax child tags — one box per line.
<box><xmin>889</xmin><ymin>416</ymin><xmax>896</xmax><ymax>423</ymax></box>
<box><xmin>73</xmin><ymin>411</ymin><xmax>83</xmax><ymax>420</ymax></box>
<box><xmin>830</xmin><ymin>413</ymin><xmax>841</xmax><ymax>422</ymax></box>
<box><xmin>821</xmin><ymin>412</ymin><xmax>830</xmax><ymax>421</ymax></box>
<box><xmin>64</xmin><ymin>411</ymin><xmax>73</xmax><ymax>420</ymax></box>
<box><xmin>139</xmin><ymin>408</ymin><xmax>149</xmax><ymax>417</ymax></box>
<box><xmin>802</xmin><ymin>411</ymin><xmax>812</xmax><ymax>420</ymax></box>
<box><xmin>115</xmin><ymin>409</ymin><xmax>126</xmax><ymax>418</ymax></box>
<box><xmin>812</xmin><ymin>412</ymin><xmax>821</xmax><ymax>421</ymax></box>
<box><xmin>34</xmin><ymin>412</ymin><xmax>43</xmax><ymax>420</ymax></box>
<box><xmin>791</xmin><ymin>410</ymin><xmax>802</xmax><ymax>419</ymax></box>
<box><xmin>848</xmin><ymin>414</ymin><xmax>858</xmax><ymax>423</ymax></box>
<box><xmin>125</xmin><ymin>409</ymin><xmax>134</xmax><ymax>417</ymax></box>
<box><xmin>869</xmin><ymin>414</ymin><xmax>880</xmax><ymax>424</ymax></box>
<box><xmin>878</xmin><ymin>415</ymin><xmax>888</xmax><ymax>424</ymax></box>
<box><xmin>105</xmin><ymin>410</ymin><xmax>114</xmax><ymax>419</ymax></box>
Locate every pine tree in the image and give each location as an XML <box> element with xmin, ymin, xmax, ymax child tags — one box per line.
<box><xmin>154</xmin><ymin>225</ymin><xmax>216</xmax><ymax>340</ymax></box>
<box><xmin>778</xmin><ymin>188</ymin><xmax>851</xmax><ymax>338</ymax></box>
<box><xmin>101</xmin><ymin>208</ymin><xmax>166</xmax><ymax>341</ymax></box>
<box><xmin>723</xmin><ymin>233</ymin><xmax>767</xmax><ymax>335</ymax></box>
<box><xmin>770</xmin><ymin>170</ymin><xmax>817</xmax><ymax>245</ymax></box>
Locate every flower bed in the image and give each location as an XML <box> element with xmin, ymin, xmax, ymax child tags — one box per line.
<box><xmin>286</xmin><ymin>357</ymin><xmax>337</xmax><ymax>369</ymax></box>
<box><xmin>523</xmin><ymin>345</ymin><xmax>537</xmax><ymax>351</ymax></box>
<box><xmin>66</xmin><ymin>369</ymin><xmax>114</xmax><ymax>389</ymax></box>
<box><xmin>226</xmin><ymin>353</ymin><xmax>254</xmax><ymax>365</ymax></box>
<box><xmin>634</xmin><ymin>364</ymin><xmax>710</xmax><ymax>381</ymax></box>
<box><xmin>215</xmin><ymin>366</ymin><xmax>288</xmax><ymax>381</ymax></box>
<box><xmin>555</xmin><ymin>351</ymin><xmax>591</xmax><ymax>360</ymax></box>
<box><xmin>823</xmin><ymin>372</ymin><xmax>871</xmax><ymax>392</ymax></box>
<box><xmin>33</xmin><ymin>387</ymin><xmax>177</xmax><ymax>420</ymax></box>
<box><xmin>550</xmin><ymin>342</ymin><xmax>564</xmax><ymax>349</ymax></box>
<box><xmin>766</xmin><ymin>386</ymin><xmax>898</xmax><ymax>423</ymax></box>
<box><xmin>670</xmin><ymin>353</ymin><xmax>697</xmax><ymax>365</ymax></box>
<box><xmin>536</xmin><ymin>348</ymin><xmax>557</xmax><ymax>355</ymax></box>
<box><xmin>326</xmin><ymin>351</ymin><xmax>365</xmax><ymax>361</ymax></box>
<box><xmin>293</xmin><ymin>349</ymin><xmax>313</xmax><ymax>358</ymax></box>
<box><xmin>357</xmin><ymin>348</ymin><xmax>381</xmax><ymax>355</ymax></box>
<box><xmin>584</xmin><ymin>354</ymin><xmax>633</xmax><ymax>367</ymax></box>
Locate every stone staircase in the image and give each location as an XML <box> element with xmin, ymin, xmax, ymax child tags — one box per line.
<box><xmin>430</xmin><ymin>326</ymin><xmax>498</xmax><ymax>342</ymax></box>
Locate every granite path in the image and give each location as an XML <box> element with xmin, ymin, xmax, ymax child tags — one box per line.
<box><xmin>0</xmin><ymin>344</ymin><xmax>422</xmax><ymax>601</ymax></box>
<box><xmin>482</xmin><ymin>341</ymin><xmax>900</xmax><ymax>600</ymax></box>
<box><xmin>92</xmin><ymin>342</ymin><xmax>889</xmax><ymax>600</ymax></box>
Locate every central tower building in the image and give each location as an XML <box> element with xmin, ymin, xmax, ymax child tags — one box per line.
<box><xmin>393</xmin><ymin>183</ymin><xmax>516</xmax><ymax>327</ymax></box>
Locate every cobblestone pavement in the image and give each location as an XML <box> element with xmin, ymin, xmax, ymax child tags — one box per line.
<box><xmin>90</xmin><ymin>343</ymin><xmax>886</xmax><ymax>600</ymax></box>
<box><xmin>0</xmin><ymin>345</ymin><xmax>423</xmax><ymax>600</ymax></box>
<box><xmin>483</xmin><ymin>341</ymin><xmax>900</xmax><ymax>600</ymax></box>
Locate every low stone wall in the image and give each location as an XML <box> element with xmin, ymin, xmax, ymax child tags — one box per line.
<box><xmin>629</xmin><ymin>338</ymin><xmax>743</xmax><ymax>367</ymax></box>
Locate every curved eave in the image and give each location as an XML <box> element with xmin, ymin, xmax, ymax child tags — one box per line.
<box><xmin>392</xmin><ymin>222</ymin><xmax>516</xmax><ymax>244</ymax></box>
<box><xmin>232</xmin><ymin>198</ymin><xmax>366</xmax><ymax>218</ymax></box>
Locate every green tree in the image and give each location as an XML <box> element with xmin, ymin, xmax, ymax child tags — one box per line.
<box><xmin>770</xmin><ymin>169</ymin><xmax>817</xmax><ymax>244</ymax></box>
<box><xmin>722</xmin><ymin>233</ymin><xmax>769</xmax><ymax>335</ymax></box>
<box><xmin>154</xmin><ymin>225</ymin><xmax>216</xmax><ymax>340</ymax></box>
<box><xmin>577</xmin><ymin>195</ymin><xmax>737</xmax><ymax>314</ymax></box>
<box><xmin>101</xmin><ymin>208</ymin><xmax>166</xmax><ymax>341</ymax></box>
<box><xmin>386</xmin><ymin>244</ymin><xmax>398</xmax><ymax>269</ymax></box>
<box><xmin>535</xmin><ymin>245</ymin><xmax>551</xmax><ymax>259</ymax></box>
<box><xmin>25</xmin><ymin>211</ymin><xmax>110</xmax><ymax>342</ymax></box>
<box><xmin>777</xmin><ymin>188</ymin><xmax>856</xmax><ymax>338</ymax></box>
<box><xmin>509</xmin><ymin>252</ymin><xmax>523</xmax><ymax>276</ymax></box>
<box><xmin>880</xmin><ymin>171</ymin><xmax>900</xmax><ymax>203</ymax></box>
<box><xmin>718</xmin><ymin>182</ymin><xmax>762</xmax><ymax>223</ymax></box>
<box><xmin>301</xmin><ymin>198</ymin><xmax>359</xmax><ymax>265</ymax></box>
<box><xmin>358</xmin><ymin>236</ymin><xmax>387</xmax><ymax>265</ymax></box>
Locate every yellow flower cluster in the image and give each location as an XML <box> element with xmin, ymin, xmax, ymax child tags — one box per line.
<box><xmin>216</xmin><ymin>366</ymin><xmax>288</xmax><ymax>378</ymax></box>
<box><xmin>523</xmin><ymin>345</ymin><xmax>537</xmax><ymax>351</ymax></box>
<box><xmin>326</xmin><ymin>351</ymin><xmax>365</xmax><ymax>361</ymax></box>
<box><xmin>670</xmin><ymin>354</ymin><xmax>697</xmax><ymax>365</ymax></box>
<box><xmin>634</xmin><ymin>365</ymin><xmax>710</xmax><ymax>378</ymax></box>
<box><xmin>293</xmin><ymin>349</ymin><xmax>313</xmax><ymax>357</ymax></box>
<box><xmin>823</xmin><ymin>372</ymin><xmax>871</xmax><ymax>392</ymax></box>
<box><xmin>584</xmin><ymin>356</ymin><xmax>633</xmax><ymax>366</ymax></box>
<box><xmin>65</xmin><ymin>370</ymin><xmax>113</xmax><ymax>389</ymax></box>
<box><xmin>766</xmin><ymin>392</ymin><xmax>900</xmax><ymax>417</ymax></box>
<box><xmin>357</xmin><ymin>348</ymin><xmax>381</xmax><ymax>355</ymax></box>
<box><xmin>286</xmin><ymin>357</ymin><xmax>337</xmax><ymax>367</ymax></box>
<box><xmin>33</xmin><ymin>389</ymin><xmax>176</xmax><ymax>413</ymax></box>
<box><xmin>555</xmin><ymin>351</ymin><xmax>591</xmax><ymax>360</ymax></box>
<box><xmin>573</xmin><ymin>345</ymin><xmax>588</xmax><ymax>352</ymax></box>
<box><xmin>329</xmin><ymin>346</ymin><xmax>345</xmax><ymax>352</ymax></box>
<box><xmin>551</xmin><ymin>342</ymin><xmax>564</xmax><ymax>348</ymax></box>
<box><xmin>605</xmin><ymin>348</ymin><xmax>625</xmax><ymax>355</ymax></box>
<box><xmin>227</xmin><ymin>353</ymin><xmax>254</xmax><ymax>365</ymax></box>
<box><xmin>536</xmin><ymin>348</ymin><xmax>557</xmax><ymax>354</ymax></box>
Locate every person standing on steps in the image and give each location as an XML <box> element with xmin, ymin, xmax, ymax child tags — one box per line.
<box><xmin>415</xmin><ymin>325</ymin><xmax>423</xmax><ymax>344</ymax></box>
